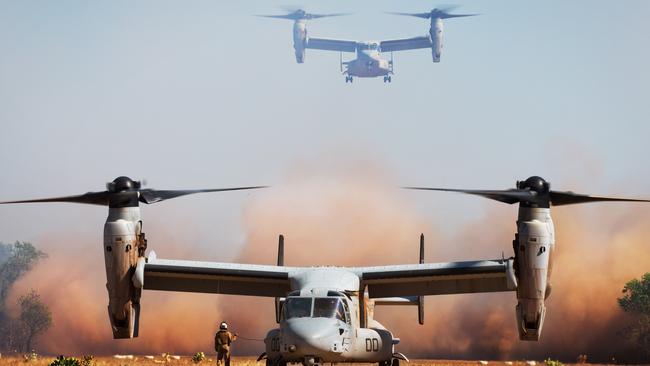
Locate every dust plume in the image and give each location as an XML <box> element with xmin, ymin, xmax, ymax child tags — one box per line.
<box><xmin>236</xmin><ymin>161</ymin><xmax>436</xmax><ymax>266</ymax></box>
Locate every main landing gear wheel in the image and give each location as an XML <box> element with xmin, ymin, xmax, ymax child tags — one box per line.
<box><xmin>380</xmin><ymin>360</ymin><xmax>399</xmax><ymax>366</ymax></box>
<box><xmin>268</xmin><ymin>359</ymin><xmax>286</xmax><ymax>366</ymax></box>
<box><xmin>383</xmin><ymin>75</ymin><xmax>392</xmax><ymax>83</ymax></box>
<box><xmin>345</xmin><ymin>76</ymin><xmax>353</xmax><ymax>83</ymax></box>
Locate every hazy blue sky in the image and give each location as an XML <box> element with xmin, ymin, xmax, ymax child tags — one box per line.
<box><xmin>1</xmin><ymin>0</ymin><xmax>649</xmax><ymax>256</ymax></box>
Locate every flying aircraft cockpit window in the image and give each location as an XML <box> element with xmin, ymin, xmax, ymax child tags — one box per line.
<box><xmin>313</xmin><ymin>298</ymin><xmax>346</xmax><ymax>322</ymax></box>
<box><xmin>284</xmin><ymin>297</ymin><xmax>313</xmax><ymax>319</ymax></box>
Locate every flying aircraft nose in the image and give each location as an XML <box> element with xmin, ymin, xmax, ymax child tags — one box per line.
<box><xmin>283</xmin><ymin>318</ymin><xmax>343</xmax><ymax>354</ymax></box>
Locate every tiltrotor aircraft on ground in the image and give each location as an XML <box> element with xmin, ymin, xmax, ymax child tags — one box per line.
<box><xmin>1</xmin><ymin>176</ymin><xmax>649</xmax><ymax>366</ymax></box>
<box><xmin>259</xmin><ymin>7</ymin><xmax>477</xmax><ymax>83</ymax></box>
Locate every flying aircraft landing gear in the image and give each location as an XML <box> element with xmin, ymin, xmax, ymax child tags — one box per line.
<box><xmin>383</xmin><ymin>75</ymin><xmax>392</xmax><ymax>83</ymax></box>
<box><xmin>345</xmin><ymin>75</ymin><xmax>353</xmax><ymax>83</ymax></box>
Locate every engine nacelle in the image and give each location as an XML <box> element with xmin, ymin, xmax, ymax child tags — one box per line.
<box><xmin>513</xmin><ymin>207</ymin><xmax>555</xmax><ymax>341</ymax></box>
<box><xmin>103</xmin><ymin>207</ymin><xmax>146</xmax><ymax>338</ymax></box>
<box><xmin>293</xmin><ymin>20</ymin><xmax>307</xmax><ymax>63</ymax></box>
<box><xmin>429</xmin><ymin>17</ymin><xmax>443</xmax><ymax>63</ymax></box>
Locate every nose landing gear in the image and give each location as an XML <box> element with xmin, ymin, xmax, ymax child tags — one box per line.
<box><xmin>379</xmin><ymin>359</ymin><xmax>400</xmax><ymax>366</ymax></box>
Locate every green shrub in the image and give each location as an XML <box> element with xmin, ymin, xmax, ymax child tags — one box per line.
<box><xmin>23</xmin><ymin>351</ymin><xmax>38</xmax><ymax>362</ymax></box>
<box><xmin>81</xmin><ymin>355</ymin><xmax>95</xmax><ymax>366</ymax></box>
<box><xmin>545</xmin><ymin>358</ymin><xmax>564</xmax><ymax>366</ymax></box>
<box><xmin>192</xmin><ymin>352</ymin><xmax>206</xmax><ymax>363</ymax></box>
<box><xmin>50</xmin><ymin>356</ymin><xmax>81</xmax><ymax>366</ymax></box>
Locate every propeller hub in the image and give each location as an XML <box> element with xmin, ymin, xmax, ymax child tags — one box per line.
<box><xmin>518</xmin><ymin>176</ymin><xmax>549</xmax><ymax>194</ymax></box>
<box><xmin>107</xmin><ymin>176</ymin><xmax>141</xmax><ymax>193</ymax></box>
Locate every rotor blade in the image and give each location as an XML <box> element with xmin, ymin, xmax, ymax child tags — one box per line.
<box><xmin>440</xmin><ymin>13</ymin><xmax>479</xmax><ymax>19</ymax></box>
<box><xmin>256</xmin><ymin>14</ymin><xmax>297</xmax><ymax>20</ymax></box>
<box><xmin>309</xmin><ymin>12</ymin><xmax>351</xmax><ymax>19</ymax></box>
<box><xmin>387</xmin><ymin>12</ymin><xmax>431</xmax><ymax>19</ymax></box>
<box><xmin>549</xmin><ymin>191</ymin><xmax>650</xmax><ymax>206</ymax></box>
<box><xmin>402</xmin><ymin>187</ymin><xmax>538</xmax><ymax>204</ymax></box>
<box><xmin>138</xmin><ymin>186</ymin><xmax>268</xmax><ymax>204</ymax></box>
<box><xmin>436</xmin><ymin>5</ymin><xmax>461</xmax><ymax>13</ymax></box>
<box><xmin>0</xmin><ymin>191</ymin><xmax>111</xmax><ymax>206</ymax></box>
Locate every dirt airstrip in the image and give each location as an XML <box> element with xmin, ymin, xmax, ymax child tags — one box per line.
<box><xmin>0</xmin><ymin>357</ymin><xmax>617</xmax><ymax>366</ymax></box>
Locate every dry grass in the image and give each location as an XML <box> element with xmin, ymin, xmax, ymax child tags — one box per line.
<box><xmin>0</xmin><ymin>357</ymin><xmax>601</xmax><ymax>366</ymax></box>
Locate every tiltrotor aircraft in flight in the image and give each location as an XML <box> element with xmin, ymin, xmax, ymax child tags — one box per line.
<box><xmin>1</xmin><ymin>176</ymin><xmax>649</xmax><ymax>366</ymax></box>
<box><xmin>259</xmin><ymin>7</ymin><xmax>477</xmax><ymax>83</ymax></box>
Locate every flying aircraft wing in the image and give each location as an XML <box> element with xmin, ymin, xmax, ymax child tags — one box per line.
<box><xmin>141</xmin><ymin>254</ymin><xmax>291</xmax><ymax>297</ymax></box>
<box><xmin>379</xmin><ymin>36</ymin><xmax>432</xmax><ymax>52</ymax></box>
<box><xmin>355</xmin><ymin>259</ymin><xmax>517</xmax><ymax>298</ymax></box>
<box><xmin>306</xmin><ymin>37</ymin><xmax>358</xmax><ymax>52</ymax></box>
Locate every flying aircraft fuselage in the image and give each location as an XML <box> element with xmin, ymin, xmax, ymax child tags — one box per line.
<box><xmin>261</xmin><ymin>7</ymin><xmax>479</xmax><ymax>82</ymax></box>
<box><xmin>344</xmin><ymin>43</ymin><xmax>392</xmax><ymax>78</ymax></box>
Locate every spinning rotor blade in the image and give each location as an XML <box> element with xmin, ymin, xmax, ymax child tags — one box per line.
<box><xmin>404</xmin><ymin>176</ymin><xmax>650</xmax><ymax>207</ymax></box>
<box><xmin>257</xmin><ymin>9</ymin><xmax>350</xmax><ymax>21</ymax></box>
<box><xmin>387</xmin><ymin>12</ymin><xmax>432</xmax><ymax>19</ymax></box>
<box><xmin>0</xmin><ymin>176</ymin><xmax>268</xmax><ymax>207</ymax></box>
<box><xmin>549</xmin><ymin>191</ymin><xmax>650</xmax><ymax>206</ymax></box>
<box><xmin>257</xmin><ymin>14</ymin><xmax>300</xmax><ymax>20</ymax></box>
<box><xmin>308</xmin><ymin>12</ymin><xmax>350</xmax><ymax>19</ymax></box>
<box><xmin>403</xmin><ymin>187</ymin><xmax>537</xmax><ymax>205</ymax></box>
<box><xmin>138</xmin><ymin>186</ymin><xmax>268</xmax><ymax>204</ymax></box>
<box><xmin>388</xmin><ymin>5</ymin><xmax>478</xmax><ymax>19</ymax></box>
<box><xmin>0</xmin><ymin>191</ymin><xmax>110</xmax><ymax>206</ymax></box>
<box><xmin>435</xmin><ymin>5</ymin><xmax>461</xmax><ymax>13</ymax></box>
<box><xmin>440</xmin><ymin>13</ymin><xmax>478</xmax><ymax>19</ymax></box>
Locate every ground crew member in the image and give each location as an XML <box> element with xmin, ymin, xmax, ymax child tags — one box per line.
<box><xmin>215</xmin><ymin>321</ymin><xmax>237</xmax><ymax>366</ymax></box>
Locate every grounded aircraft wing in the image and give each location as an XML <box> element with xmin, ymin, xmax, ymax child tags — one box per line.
<box><xmin>379</xmin><ymin>36</ymin><xmax>432</xmax><ymax>52</ymax></box>
<box><xmin>141</xmin><ymin>253</ymin><xmax>291</xmax><ymax>297</ymax></box>
<box><xmin>355</xmin><ymin>259</ymin><xmax>517</xmax><ymax>298</ymax></box>
<box><xmin>306</xmin><ymin>37</ymin><xmax>358</xmax><ymax>52</ymax></box>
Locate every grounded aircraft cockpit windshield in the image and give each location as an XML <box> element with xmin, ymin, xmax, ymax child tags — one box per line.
<box><xmin>283</xmin><ymin>297</ymin><xmax>348</xmax><ymax>322</ymax></box>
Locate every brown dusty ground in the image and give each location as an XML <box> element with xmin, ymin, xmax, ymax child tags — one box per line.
<box><xmin>0</xmin><ymin>356</ymin><xmax>609</xmax><ymax>366</ymax></box>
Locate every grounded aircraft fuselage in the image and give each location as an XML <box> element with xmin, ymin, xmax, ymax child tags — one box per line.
<box><xmin>264</xmin><ymin>285</ymin><xmax>398</xmax><ymax>365</ymax></box>
<box><xmin>264</xmin><ymin>274</ymin><xmax>403</xmax><ymax>365</ymax></box>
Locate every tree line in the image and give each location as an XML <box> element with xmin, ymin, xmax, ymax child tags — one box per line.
<box><xmin>0</xmin><ymin>241</ymin><xmax>52</xmax><ymax>353</ymax></box>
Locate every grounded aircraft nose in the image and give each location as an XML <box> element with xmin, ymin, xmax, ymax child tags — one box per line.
<box><xmin>284</xmin><ymin>318</ymin><xmax>343</xmax><ymax>354</ymax></box>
